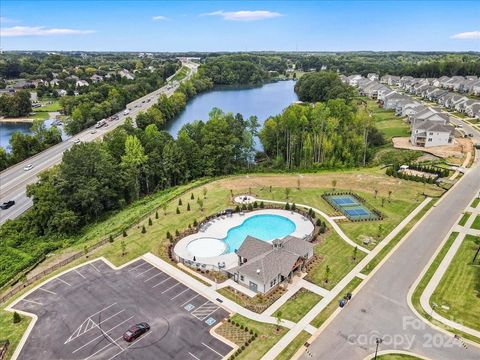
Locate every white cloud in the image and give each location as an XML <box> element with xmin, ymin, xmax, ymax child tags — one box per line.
<box><xmin>0</xmin><ymin>26</ymin><xmax>95</xmax><ymax>37</ymax></box>
<box><xmin>152</xmin><ymin>15</ymin><xmax>169</xmax><ymax>21</ymax></box>
<box><xmin>0</xmin><ymin>17</ymin><xmax>18</xmax><ymax>23</ymax></box>
<box><xmin>450</xmin><ymin>31</ymin><xmax>480</xmax><ymax>40</ymax></box>
<box><xmin>201</xmin><ymin>10</ymin><xmax>282</xmax><ymax>21</ymax></box>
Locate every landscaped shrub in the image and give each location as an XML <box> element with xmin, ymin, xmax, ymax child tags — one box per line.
<box><xmin>285</xmin><ymin>202</ymin><xmax>290</xmax><ymax>210</ymax></box>
<box><xmin>253</xmin><ymin>201</ymin><xmax>258</xmax><ymax>208</ymax></box>
<box><xmin>179</xmin><ymin>198</ymin><xmax>182</xmax><ymax>206</ymax></box>
<box><xmin>123</xmin><ymin>229</ymin><xmax>128</xmax><ymax>237</ymax></box>
<box><xmin>193</xmin><ymin>219</ymin><xmax>198</xmax><ymax>227</ymax></box>
<box><xmin>235</xmin><ymin>205</ymin><xmax>240</xmax><ymax>212</ymax></box>
<box><xmin>260</xmin><ymin>201</ymin><xmax>265</xmax><ymax>208</ymax></box>
<box><xmin>148</xmin><ymin>218</ymin><xmax>153</xmax><ymax>226</ymax></box>
<box><xmin>13</xmin><ymin>311</ymin><xmax>21</xmax><ymax>323</ymax></box>
<box><xmin>141</xmin><ymin>225</ymin><xmax>146</xmax><ymax>234</ymax></box>
<box><xmin>176</xmin><ymin>207</ymin><xmax>180</xmax><ymax>214</ymax></box>
<box><xmin>175</xmin><ymin>229</ymin><xmax>180</xmax><ymax>237</ymax></box>
<box><xmin>191</xmin><ymin>193</ymin><xmax>195</xmax><ymax>200</ymax></box>
<box><xmin>241</xmin><ymin>203</ymin><xmax>247</xmax><ymax>211</ymax></box>
<box><xmin>109</xmin><ymin>234</ymin><xmax>114</xmax><ymax>243</ymax></box>
<box><xmin>291</xmin><ymin>203</ymin><xmax>296</xmax><ymax>210</ymax></box>
<box><xmin>187</xmin><ymin>203</ymin><xmax>191</xmax><ymax>211</ymax></box>
<box><xmin>166</xmin><ymin>231</ymin><xmax>172</xmax><ymax>240</ymax></box>
<box><xmin>247</xmin><ymin>204</ymin><xmax>253</xmax><ymax>211</ymax></box>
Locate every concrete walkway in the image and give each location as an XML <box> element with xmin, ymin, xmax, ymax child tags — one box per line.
<box><xmin>261</xmin><ymin>197</ymin><xmax>433</xmax><ymax>360</ymax></box>
<box><xmin>142</xmin><ymin>253</ymin><xmax>296</xmax><ymax>330</ymax></box>
<box><xmin>257</xmin><ymin>198</ymin><xmax>371</xmax><ymax>253</ymax></box>
<box><xmin>420</xmin><ymin>204</ymin><xmax>480</xmax><ymax>339</ymax></box>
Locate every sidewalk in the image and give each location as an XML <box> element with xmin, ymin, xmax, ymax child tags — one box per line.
<box><xmin>419</xmin><ymin>204</ymin><xmax>480</xmax><ymax>339</ymax></box>
<box><xmin>261</xmin><ymin>197</ymin><xmax>432</xmax><ymax>360</ymax></box>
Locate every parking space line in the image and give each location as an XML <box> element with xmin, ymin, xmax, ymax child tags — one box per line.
<box><xmin>171</xmin><ymin>288</ymin><xmax>189</xmax><ymax>300</ymax></box>
<box><xmin>106</xmin><ymin>331</ymin><xmax>153</xmax><ymax>360</ymax></box>
<box><xmin>128</xmin><ymin>261</ymin><xmax>148</xmax><ymax>272</ymax></box>
<box><xmin>38</xmin><ymin>287</ymin><xmax>57</xmax><ymax>295</ymax></box>
<box><xmin>83</xmin><ymin>336</ymin><xmax>122</xmax><ymax>360</ymax></box>
<box><xmin>87</xmin><ymin>303</ymin><xmax>117</xmax><ymax>319</ymax></box>
<box><xmin>161</xmin><ymin>282</ymin><xmax>180</xmax><ymax>294</ymax></box>
<box><xmin>91</xmin><ymin>321</ymin><xmax>124</xmax><ymax>351</ymax></box>
<box><xmin>152</xmin><ymin>277</ymin><xmax>173</xmax><ymax>288</ymax></box>
<box><xmin>135</xmin><ymin>266</ymin><xmax>155</xmax><ymax>277</ymax></box>
<box><xmin>144</xmin><ymin>272</ymin><xmax>163</xmax><ymax>282</ymax></box>
<box><xmin>202</xmin><ymin>342</ymin><xmax>224</xmax><ymax>358</ymax></box>
<box><xmin>90</xmin><ymin>263</ymin><xmax>101</xmax><ymax>273</ymax></box>
<box><xmin>96</xmin><ymin>309</ymin><xmax>126</xmax><ymax>326</ymax></box>
<box><xmin>72</xmin><ymin>316</ymin><xmax>134</xmax><ymax>354</ymax></box>
<box><xmin>56</xmin><ymin>277</ymin><xmax>72</xmax><ymax>287</ymax></box>
<box><xmin>181</xmin><ymin>294</ymin><xmax>199</xmax><ymax>307</ymax></box>
<box><xmin>75</xmin><ymin>269</ymin><xmax>86</xmax><ymax>279</ymax></box>
<box><xmin>188</xmin><ymin>352</ymin><xmax>200</xmax><ymax>360</ymax></box>
<box><xmin>20</xmin><ymin>298</ymin><xmax>43</xmax><ymax>306</ymax></box>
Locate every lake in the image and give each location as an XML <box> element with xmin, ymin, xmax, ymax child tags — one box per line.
<box><xmin>0</xmin><ymin>120</ymin><xmax>68</xmax><ymax>151</ymax></box>
<box><xmin>165</xmin><ymin>80</ymin><xmax>298</xmax><ymax>146</ymax></box>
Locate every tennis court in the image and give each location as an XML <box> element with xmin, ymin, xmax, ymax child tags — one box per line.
<box><xmin>324</xmin><ymin>194</ymin><xmax>379</xmax><ymax>221</ymax></box>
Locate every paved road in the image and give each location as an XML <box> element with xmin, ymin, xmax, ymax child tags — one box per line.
<box><xmin>0</xmin><ymin>62</ymin><xmax>197</xmax><ymax>225</ymax></box>
<box><xmin>301</xmin><ymin>128</ymin><xmax>480</xmax><ymax>358</ymax></box>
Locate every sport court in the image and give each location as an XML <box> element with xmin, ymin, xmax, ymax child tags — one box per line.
<box><xmin>12</xmin><ymin>259</ymin><xmax>232</xmax><ymax>360</ymax></box>
<box><xmin>324</xmin><ymin>194</ymin><xmax>379</xmax><ymax>220</ymax></box>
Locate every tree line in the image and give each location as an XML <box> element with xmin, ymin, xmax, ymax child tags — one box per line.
<box><xmin>0</xmin><ymin>90</ymin><xmax>32</xmax><ymax>117</ymax></box>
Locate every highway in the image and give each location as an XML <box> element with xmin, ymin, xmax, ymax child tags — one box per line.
<box><xmin>0</xmin><ymin>61</ymin><xmax>198</xmax><ymax>225</ymax></box>
<box><xmin>301</xmin><ymin>123</ymin><xmax>480</xmax><ymax>358</ymax></box>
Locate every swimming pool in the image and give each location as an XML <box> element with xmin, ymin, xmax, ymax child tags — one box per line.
<box><xmin>223</xmin><ymin>214</ymin><xmax>296</xmax><ymax>253</ymax></box>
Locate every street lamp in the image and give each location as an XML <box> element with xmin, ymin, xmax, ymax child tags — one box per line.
<box><xmin>374</xmin><ymin>338</ymin><xmax>383</xmax><ymax>360</ymax></box>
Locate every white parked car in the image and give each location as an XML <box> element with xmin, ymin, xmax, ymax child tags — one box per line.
<box><xmin>123</xmin><ymin>110</ymin><xmax>130</xmax><ymax>116</ymax></box>
<box><xmin>74</xmin><ymin>139</ymin><xmax>81</xmax><ymax>144</ymax></box>
<box><xmin>24</xmin><ymin>164</ymin><xmax>33</xmax><ymax>171</ymax></box>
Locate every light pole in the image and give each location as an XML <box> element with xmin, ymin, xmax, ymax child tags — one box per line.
<box><xmin>374</xmin><ymin>338</ymin><xmax>383</xmax><ymax>360</ymax></box>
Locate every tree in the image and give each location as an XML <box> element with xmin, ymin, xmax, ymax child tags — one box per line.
<box><xmin>294</xmin><ymin>72</ymin><xmax>354</xmax><ymax>103</ymax></box>
<box><xmin>197</xmin><ymin>198</ymin><xmax>204</xmax><ymax>211</ymax></box>
<box><xmin>84</xmin><ymin>245</ymin><xmax>88</xmax><ymax>258</ymax></box>
<box><xmin>275</xmin><ymin>311</ymin><xmax>282</xmax><ymax>331</ymax></box>
<box><xmin>324</xmin><ymin>265</ymin><xmax>330</xmax><ymax>284</ymax></box>
<box><xmin>388</xmin><ymin>190</ymin><xmax>393</xmax><ymax>201</ymax></box>
<box><xmin>121</xmin><ymin>135</ymin><xmax>148</xmax><ymax>200</ymax></box>
<box><xmin>374</xmin><ymin>189</ymin><xmax>378</xmax><ymax>198</ymax></box>
<box><xmin>285</xmin><ymin>187</ymin><xmax>290</xmax><ymax>199</ymax></box>
<box><xmin>148</xmin><ymin>217</ymin><xmax>153</xmax><ymax>226</ymax></box>
<box><xmin>121</xmin><ymin>240</ymin><xmax>126</xmax><ymax>256</ymax></box>
<box><xmin>176</xmin><ymin>207</ymin><xmax>180</xmax><ymax>214</ymax></box>
<box><xmin>163</xmin><ymin>204</ymin><xmax>167</xmax><ymax>215</ymax></box>
<box><xmin>13</xmin><ymin>311</ymin><xmax>21</xmax><ymax>324</ymax></box>
<box><xmin>179</xmin><ymin>198</ymin><xmax>183</xmax><ymax>206</ymax></box>
<box><xmin>332</xmin><ymin>179</ymin><xmax>337</xmax><ymax>191</ymax></box>
<box><xmin>191</xmin><ymin>193</ymin><xmax>195</xmax><ymax>200</ymax></box>
<box><xmin>155</xmin><ymin>211</ymin><xmax>159</xmax><ymax>219</ymax></box>
<box><xmin>141</xmin><ymin>225</ymin><xmax>146</xmax><ymax>233</ymax></box>
<box><xmin>123</xmin><ymin>229</ymin><xmax>128</xmax><ymax>237</ymax></box>
<box><xmin>187</xmin><ymin>203</ymin><xmax>191</xmax><ymax>211</ymax></box>
<box><xmin>352</xmin><ymin>246</ymin><xmax>358</xmax><ymax>261</ymax></box>
<box><xmin>203</xmin><ymin>187</ymin><xmax>208</xmax><ymax>199</ymax></box>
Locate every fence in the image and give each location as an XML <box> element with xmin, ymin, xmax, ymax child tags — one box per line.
<box><xmin>0</xmin><ymin>340</ymin><xmax>9</xmax><ymax>360</ymax></box>
<box><xmin>0</xmin><ymin>179</ymin><xmax>212</xmax><ymax>306</ymax></box>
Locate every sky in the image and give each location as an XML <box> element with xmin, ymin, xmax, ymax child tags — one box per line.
<box><xmin>0</xmin><ymin>0</ymin><xmax>479</xmax><ymax>52</ymax></box>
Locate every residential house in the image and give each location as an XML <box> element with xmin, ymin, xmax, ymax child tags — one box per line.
<box><xmin>410</xmin><ymin>121</ymin><xmax>454</xmax><ymax>148</ymax></box>
<box><xmin>227</xmin><ymin>236</ymin><xmax>314</xmax><ymax>294</ymax></box>
<box><xmin>119</xmin><ymin>69</ymin><xmax>135</xmax><ymax>80</ymax></box>
<box><xmin>76</xmin><ymin>80</ymin><xmax>89</xmax><ymax>87</ymax></box>
<box><xmin>57</xmin><ymin>89</ymin><xmax>68</xmax><ymax>97</ymax></box>
<box><xmin>367</xmin><ymin>73</ymin><xmax>379</xmax><ymax>81</ymax></box>
<box><xmin>90</xmin><ymin>74</ymin><xmax>104</xmax><ymax>83</ymax></box>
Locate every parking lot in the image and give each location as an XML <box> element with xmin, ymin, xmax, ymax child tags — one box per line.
<box><xmin>12</xmin><ymin>259</ymin><xmax>232</xmax><ymax>360</ymax></box>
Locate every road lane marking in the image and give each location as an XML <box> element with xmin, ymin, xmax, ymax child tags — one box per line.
<box><xmin>152</xmin><ymin>277</ymin><xmax>173</xmax><ymax>288</ymax></box>
<box><xmin>56</xmin><ymin>277</ymin><xmax>72</xmax><ymax>286</ymax></box>
<box><xmin>181</xmin><ymin>294</ymin><xmax>199</xmax><ymax>307</ymax></box>
<box><xmin>128</xmin><ymin>261</ymin><xmax>148</xmax><ymax>272</ymax></box>
<box><xmin>38</xmin><ymin>287</ymin><xmax>56</xmax><ymax>295</ymax></box>
<box><xmin>171</xmin><ymin>288</ymin><xmax>189</xmax><ymax>300</ymax></box>
<box><xmin>106</xmin><ymin>331</ymin><xmax>153</xmax><ymax>360</ymax></box>
<box><xmin>72</xmin><ymin>316</ymin><xmax>134</xmax><ymax>354</ymax></box>
<box><xmin>20</xmin><ymin>298</ymin><xmax>43</xmax><ymax>306</ymax></box>
<box><xmin>90</xmin><ymin>263</ymin><xmax>101</xmax><ymax>273</ymax></box>
<box><xmin>74</xmin><ymin>269</ymin><xmax>86</xmax><ymax>279</ymax></box>
<box><xmin>135</xmin><ymin>266</ymin><xmax>155</xmax><ymax>277</ymax></box>
<box><xmin>161</xmin><ymin>283</ymin><xmax>180</xmax><ymax>294</ymax></box>
<box><xmin>202</xmin><ymin>342</ymin><xmax>224</xmax><ymax>357</ymax></box>
<box><xmin>144</xmin><ymin>272</ymin><xmax>163</xmax><ymax>282</ymax></box>
<box><xmin>83</xmin><ymin>336</ymin><xmax>123</xmax><ymax>360</ymax></box>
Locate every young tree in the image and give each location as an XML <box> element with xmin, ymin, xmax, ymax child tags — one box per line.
<box><xmin>374</xmin><ymin>189</ymin><xmax>378</xmax><ymax>199</ymax></box>
<box><xmin>324</xmin><ymin>265</ymin><xmax>330</xmax><ymax>284</ymax></box>
<box><xmin>352</xmin><ymin>246</ymin><xmax>358</xmax><ymax>261</ymax></box>
<box><xmin>178</xmin><ymin>198</ymin><xmax>183</xmax><ymax>206</ymax></box>
<box><xmin>141</xmin><ymin>225</ymin><xmax>146</xmax><ymax>234</ymax></box>
<box><xmin>176</xmin><ymin>207</ymin><xmax>180</xmax><ymax>214</ymax></box>
<box><xmin>191</xmin><ymin>193</ymin><xmax>195</xmax><ymax>200</ymax></box>
<box><xmin>155</xmin><ymin>211</ymin><xmax>159</xmax><ymax>219</ymax></box>
<box><xmin>163</xmin><ymin>203</ymin><xmax>167</xmax><ymax>215</ymax></box>
<box><xmin>148</xmin><ymin>217</ymin><xmax>153</xmax><ymax>226</ymax></box>
<box><xmin>331</xmin><ymin>179</ymin><xmax>337</xmax><ymax>192</ymax></box>
<box><xmin>297</xmin><ymin>178</ymin><xmax>301</xmax><ymax>190</ymax></box>
<box><xmin>275</xmin><ymin>311</ymin><xmax>282</xmax><ymax>331</ymax></box>
<box><xmin>123</xmin><ymin>229</ymin><xmax>128</xmax><ymax>237</ymax></box>
<box><xmin>121</xmin><ymin>240</ymin><xmax>126</xmax><ymax>256</ymax></box>
<box><xmin>203</xmin><ymin>187</ymin><xmax>208</xmax><ymax>199</ymax></box>
<box><xmin>197</xmin><ymin>198</ymin><xmax>204</xmax><ymax>211</ymax></box>
<box><xmin>13</xmin><ymin>311</ymin><xmax>21</xmax><ymax>324</ymax></box>
<box><xmin>187</xmin><ymin>202</ymin><xmax>191</xmax><ymax>211</ymax></box>
<box><xmin>285</xmin><ymin>187</ymin><xmax>290</xmax><ymax>199</ymax></box>
<box><xmin>83</xmin><ymin>245</ymin><xmax>88</xmax><ymax>258</ymax></box>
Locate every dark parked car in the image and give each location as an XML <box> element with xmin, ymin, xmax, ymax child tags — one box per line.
<box><xmin>0</xmin><ymin>200</ymin><xmax>15</xmax><ymax>210</ymax></box>
<box><xmin>123</xmin><ymin>322</ymin><xmax>150</xmax><ymax>342</ymax></box>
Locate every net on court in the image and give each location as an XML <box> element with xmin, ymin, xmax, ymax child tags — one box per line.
<box><xmin>324</xmin><ymin>194</ymin><xmax>379</xmax><ymax>221</ymax></box>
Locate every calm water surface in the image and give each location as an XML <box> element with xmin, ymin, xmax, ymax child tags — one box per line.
<box><xmin>166</xmin><ymin>80</ymin><xmax>298</xmax><ymax>144</ymax></box>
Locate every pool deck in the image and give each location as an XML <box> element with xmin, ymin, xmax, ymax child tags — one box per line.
<box><xmin>174</xmin><ymin>209</ymin><xmax>315</xmax><ymax>270</ymax></box>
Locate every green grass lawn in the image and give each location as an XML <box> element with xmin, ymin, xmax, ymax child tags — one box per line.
<box><xmin>310</xmin><ymin>277</ymin><xmax>362</xmax><ymax>327</ymax></box>
<box><xmin>374</xmin><ymin>354</ymin><xmax>422</xmax><ymax>360</ymax></box>
<box><xmin>366</xmin><ymin>99</ymin><xmax>410</xmax><ymax>141</ymax></box>
<box><xmin>273</xmin><ymin>289</ymin><xmax>322</xmax><ymax>323</ymax></box>
<box><xmin>458</xmin><ymin>212</ymin><xmax>471</xmax><ymax>227</ymax></box>
<box><xmin>471</xmin><ymin>215</ymin><xmax>480</xmax><ymax>230</ymax></box>
<box><xmin>274</xmin><ymin>330</ymin><xmax>310</xmax><ymax>360</ymax></box>
<box><xmin>35</xmin><ymin>100</ymin><xmax>62</xmax><ymax>112</ymax></box>
<box><xmin>472</xmin><ymin>198</ymin><xmax>480</xmax><ymax>208</ymax></box>
<box><xmin>226</xmin><ymin>314</ymin><xmax>287</xmax><ymax>360</ymax></box>
<box><xmin>0</xmin><ymin>310</ymin><xmax>31</xmax><ymax>360</ymax></box>
<box><xmin>305</xmin><ymin>232</ymin><xmax>365</xmax><ymax>289</ymax></box>
<box><xmin>361</xmin><ymin>199</ymin><xmax>435</xmax><ymax>275</ymax></box>
<box><xmin>410</xmin><ymin>232</ymin><xmax>480</xmax><ymax>343</ymax></box>
<box><xmin>431</xmin><ymin>234</ymin><xmax>480</xmax><ymax>331</ymax></box>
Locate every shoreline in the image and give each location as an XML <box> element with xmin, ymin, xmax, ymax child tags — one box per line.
<box><xmin>0</xmin><ymin>118</ymin><xmax>35</xmax><ymax>123</ymax></box>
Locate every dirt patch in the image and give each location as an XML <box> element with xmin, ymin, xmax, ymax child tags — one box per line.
<box><xmin>393</xmin><ymin>137</ymin><xmax>472</xmax><ymax>159</ymax></box>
